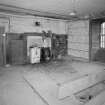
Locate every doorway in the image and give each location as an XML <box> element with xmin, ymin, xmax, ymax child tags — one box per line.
<box><xmin>0</xmin><ymin>26</ymin><xmax>5</xmax><ymax>65</ymax></box>
<box><xmin>90</xmin><ymin>19</ymin><xmax>105</xmax><ymax>62</ymax></box>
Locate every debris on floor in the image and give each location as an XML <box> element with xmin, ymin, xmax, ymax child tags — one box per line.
<box><xmin>75</xmin><ymin>81</ymin><xmax>105</xmax><ymax>104</ymax></box>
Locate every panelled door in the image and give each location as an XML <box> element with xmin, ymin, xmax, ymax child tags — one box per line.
<box><xmin>90</xmin><ymin>20</ymin><xmax>102</xmax><ymax>62</ymax></box>
<box><xmin>10</xmin><ymin>40</ymin><xmax>27</xmax><ymax>64</ymax></box>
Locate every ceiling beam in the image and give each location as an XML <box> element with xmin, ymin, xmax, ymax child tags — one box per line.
<box><xmin>0</xmin><ymin>3</ymin><xmax>71</xmax><ymax>20</ymax></box>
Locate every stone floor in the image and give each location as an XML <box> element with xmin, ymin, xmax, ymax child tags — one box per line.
<box><xmin>0</xmin><ymin>59</ymin><xmax>105</xmax><ymax>105</ymax></box>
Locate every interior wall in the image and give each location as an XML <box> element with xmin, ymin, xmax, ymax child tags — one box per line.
<box><xmin>0</xmin><ymin>12</ymin><xmax>68</xmax><ymax>34</ymax></box>
<box><xmin>68</xmin><ymin>20</ymin><xmax>89</xmax><ymax>59</ymax></box>
<box><xmin>3</xmin><ymin>14</ymin><xmax>68</xmax><ymax>34</ymax></box>
<box><xmin>0</xmin><ymin>18</ymin><xmax>9</xmax><ymax>32</ymax></box>
<box><xmin>0</xmin><ymin>12</ymin><xmax>90</xmax><ymax>61</ymax></box>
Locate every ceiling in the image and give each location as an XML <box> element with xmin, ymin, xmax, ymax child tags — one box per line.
<box><xmin>0</xmin><ymin>0</ymin><xmax>105</xmax><ymax>19</ymax></box>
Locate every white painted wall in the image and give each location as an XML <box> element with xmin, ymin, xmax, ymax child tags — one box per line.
<box><xmin>0</xmin><ymin>18</ymin><xmax>9</xmax><ymax>33</ymax></box>
<box><xmin>0</xmin><ymin>12</ymin><xmax>68</xmax><ymax>34</ymax></box>
<box><xmin>0</xmin><ymin>14</ymin><xmax>67</xmax><ymax>34</ymax></box>
<box><xmin>0</xmin><ymin>12</ymin><xmax>90</xmax><ymax>60</ymax></box>
<box><xmin>68</xmin><ymin>20</ymin><xmax>89</xmax><ymax>59</ymax></box>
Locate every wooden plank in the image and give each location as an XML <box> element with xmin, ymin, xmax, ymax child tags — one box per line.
<box><xmin>68</xmin><ymin>20</ymin><xmax>89</xmax><ymax>59</ymax></box>
<box><xmin>58</xmin><ymin>71</ymin><xmax>105</xmax><ymax>99</ymax></box>
<box><xmin>10</xmin><ymin>15</ymin><xmax>67</xmax><ymax>34</ymax></box>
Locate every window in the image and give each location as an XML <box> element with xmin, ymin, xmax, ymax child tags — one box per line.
<box><xmin>100</xmin><ymin>22</ymin><xmax>105</xmax><ymax>48</ymax></box>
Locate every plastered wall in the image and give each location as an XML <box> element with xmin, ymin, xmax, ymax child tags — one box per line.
<box><xmin>0</xmin><ymin>12</ymin><xmax>90</xmax><ymax>60</ymax></box>
<box><xmin>68</xmin><ymin>20</ymin><xmax>89</xmax><ymax>59</ymax></box>
<box><xmin>0</xmin><ymin>18</ymin><xmax>9</xmax><ymax>33</ymax></box>
<box><xmin>0</xmin><ymin>13</ymin><xmax>68</xmax><ymax>34</ymax></box>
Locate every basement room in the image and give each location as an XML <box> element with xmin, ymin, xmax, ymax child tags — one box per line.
<box><xmin>0</xmin><ymin>0</ymin><xmax>105</xmax><ymax>105</ymax></box>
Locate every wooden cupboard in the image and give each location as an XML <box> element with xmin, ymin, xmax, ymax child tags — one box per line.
<box><xmin>10</xmin><ymin>40</ymin><xmax>27</xmax><ymax>64</ymax></box>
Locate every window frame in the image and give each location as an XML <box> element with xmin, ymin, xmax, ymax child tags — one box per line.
<box><xmin>100</xmin><ymin>22</ymin><xmax>105</xmax><ymax>48</ymax></box>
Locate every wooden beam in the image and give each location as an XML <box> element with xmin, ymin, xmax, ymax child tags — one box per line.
<box><xmin>0</xmin><ymin>3</ymin><xmax>70</xmax><ymax>20</ymax></box>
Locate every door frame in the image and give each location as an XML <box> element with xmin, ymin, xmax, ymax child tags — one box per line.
<box><xmin>0</xmin><ymin>17</ymin><xmax>10</xmax><ymax>65</ymax></box>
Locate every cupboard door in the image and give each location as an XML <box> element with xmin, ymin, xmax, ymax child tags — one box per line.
<box><xmin>10</xmin><ymin>40</ymin><xmax>27</xmax><ymax>64</ymax></box>
<box><xmin>52</xmin><ymin>35</ymin><xmax>67</xmax><ymax>57</ymax></box>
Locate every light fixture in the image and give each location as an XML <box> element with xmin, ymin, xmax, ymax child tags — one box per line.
<box><xmin>35</xmin><ymin>21</ymin><xmax>40</xmax><ymax>26</ymax></box>
<box><xmin>69</xmin><ymin>11</ymin><xmax>76</xmax><ymax>16</ymax></box>
<box><xmin>69</xmin><ymin>0</ymin><xmax>77</xmax><ymax>16</ymax></box>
